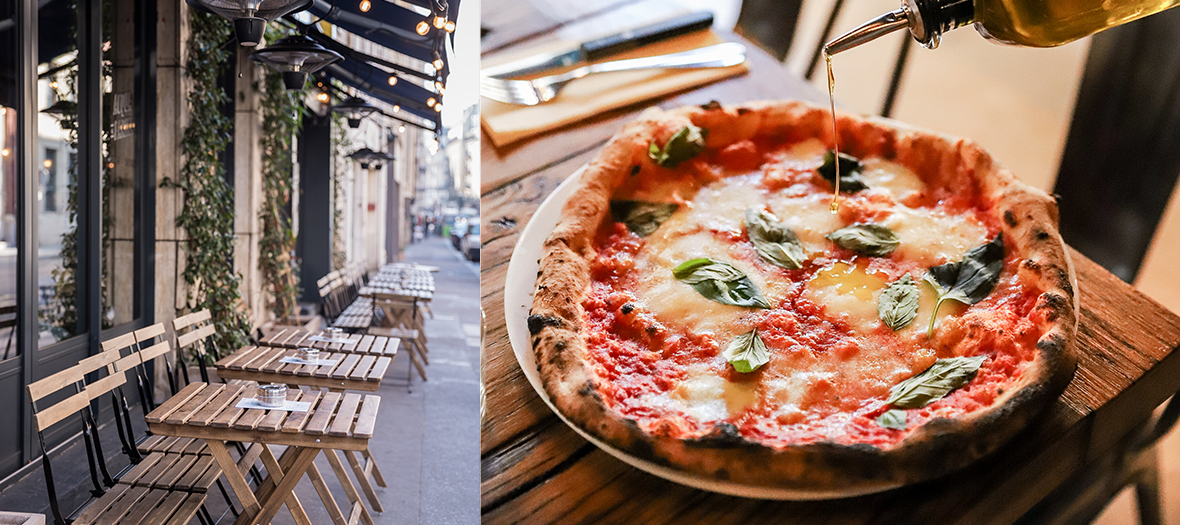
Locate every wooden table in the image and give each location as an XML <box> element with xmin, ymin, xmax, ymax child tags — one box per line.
<box><xmin>215</xmin><ymin>346</ymin><xmax>393</xmax><ymax>391</ymax></box>
<box><xmin>258</xmin><ymin>330</ymin><xmax>399</xmax><ymax>355</ymax></box>
<box><xmin>146</xmin><ymin>383</ymin><xmax>380</xmax><ymax>525</ymax></box>
<box><xmin>213</xmin><ymin>346</ymin><xmax>394</xmax><ymax>513</ymax></box>
<box><xmin>479</xmin><ymin>1</ymin><xmax>1180</xmax><ymax>523</ymax></box>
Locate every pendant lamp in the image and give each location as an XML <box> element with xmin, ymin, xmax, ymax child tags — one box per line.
<box><xmin>250</xmin><ymin>34</ymin><xmax>343</xmax><ymax>89</ymax></box>
<box><xmin>332</xmin><ymin>96</ymin><xmax>379</xmax><ymax>128</ymax></box>
<box><xmin>186</xmin><ymin>0</ymin><xmax>313</xmax><ymax>46</ymax></box>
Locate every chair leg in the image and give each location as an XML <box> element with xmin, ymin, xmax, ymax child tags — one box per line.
<box><xmin>1133</xmin><ymin>448</ymin><xmax>1164</xmax><ymax>525</ymax></box>
<box><xmin>880</xmin><ymin>36</ymin><xmax>913</xmax><ymax>118</ymax></box>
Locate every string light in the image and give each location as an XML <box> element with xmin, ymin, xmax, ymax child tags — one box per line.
<box><xmin>1</xmin><ymin>149</ymin><xmax>8</xmax><ymax>157</ymax></box>
<box><xmin>416</xmin><ymin>21</ymin><xmax>429</xmax><ymax>35</ymax></box>
<box><xmin>50</xmin><ymin>81</ymin><xmax>58</xmax><ymax>89</ymax></box>
<box><xmin>388</xmin><ymin>76</ymin><xmax>397</xmax><ymax>86</ymax></box>
<box><xmin>434</xmin><ymin>103</ymin><xmax>442</xmax><ymax>112</ymax></box>
<box><xmin>0</xmin><ymin>107</ymin><xmax>6</xmax><ymax>115</ymax></box>
<box><xmin>317</xmin><ymin>92</ymin><xmax>330</xmax><ymax>103</ymax></box>
<box><xmin>107</xmin><ymin>162</ymin><xmax>114</xmax><ymax>169</ymax></box>
<box><xmin>427</xmin><ymin>98</ymin><xmax>436</xmax><ymax>107</ymax></box>
<box><xmin>432</xmin><ymin>58</ymin><xmax>444</xmax><ymax>70</ymax></box>
<box><xmin>392</xmin><ymin>105</ymin><xmax>400</xmax><ymax>112</ymax></box>
<box><xmin>434</xmin><ymin>81</ymin><xmax>443</xmax><ymax>91</ymax></box>
<box><xmin>43</xmin><ymin>159</ymin><xmax>52</xmax><ymax>168</ymax></box>
<box><xmin>444</xmin><ymin>21</ymin><xmax>455</xmax><ymax>33</ymax></box>
<box><xmin>359</xmin><ymin>0</ymin><xmax>371</xmax><ymax>11</ymax></box>
<box><xmin>433</xmin><ymin>16</ymin><xmax>445</xmax><ymax>29</ymax></box>
<box><xmin>398</xmin><ymin>125</ymin><xmax>405</xmax><ymax>133</ymax></box>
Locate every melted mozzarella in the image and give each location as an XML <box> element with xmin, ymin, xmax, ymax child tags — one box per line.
<box><xmin>765</xmin><ymin>193</ymin><xmax>845</xmax><ymax>256</ymax></box>
<box><xmin>646</xmin><ymin>364</ymin><xmax>759</xmax><ymax>422</ymax></box>
<box><xmin>862</xmin><ymin>159</ymin><xmax>925</xmax><ymax>201</ymax></box>
<box><xmin>884</xmin><ymin>206</ymin><xmax>989</xmax><ymax>266</ymax></box>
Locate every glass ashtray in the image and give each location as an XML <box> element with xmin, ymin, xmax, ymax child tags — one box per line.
<box><xmin>297</xmin><ymin>347</ymin><xmax>320</xmax><ymax>362</ymax></box>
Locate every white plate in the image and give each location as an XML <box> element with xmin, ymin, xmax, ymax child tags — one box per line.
<box><xmin>503</xmin><ymin>166</ymin><xmax>859</xmax><ymax>500</ymax></box>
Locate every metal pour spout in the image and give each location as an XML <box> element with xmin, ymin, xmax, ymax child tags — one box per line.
<box><xmin>825</xmin><ymin>8</ymin><xmax>911</xmax><ymax>56</ymax></box>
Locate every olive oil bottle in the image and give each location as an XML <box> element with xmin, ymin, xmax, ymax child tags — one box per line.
<box><xmin>826</xmin><ymin>0</ymin><xmax>1180</xmax><ymax>55</ymax></box>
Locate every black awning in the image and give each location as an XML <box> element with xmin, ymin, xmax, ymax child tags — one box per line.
<box><xmin>304</xmin><ymin>0</ymin><xmax>458</xmax><ymax>81</ymax></box>
<box><xmin>323</xmin><ymin>64</ymin><xmax>440</xmax><ymax>131</ymax></box>
<box><xmin>304</xmin><ymin>27</ymin><xmax>437</xmax><ymax>111</ymax></box>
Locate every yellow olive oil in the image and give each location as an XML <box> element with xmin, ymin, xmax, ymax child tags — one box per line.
<box><xmin>825</xmin><ymin>51</ymin><xmax>840</xmax><ymax>214</ymax></box>
<box><xmin>975</xmin><ymin>0</ymin><xmax>1180</xmax><ymax>46</ymax></box>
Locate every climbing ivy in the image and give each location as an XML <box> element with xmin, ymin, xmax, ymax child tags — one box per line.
<box><xmin>330</xmin><ymin>111</ymin><xmax>350</xmax><ymax>270</ymax></box>
<box><xmin>257</xmin><ymin>26</ymin><xmax>308</xmax><ymax>321</ymax></box>
<box><xmin>42</xmin><ymin>70</ymin><xmax>79</xmax><ymax>342</ymax></box>
<box><xmin>163</xmin><ymin>10</ymin><xmax>251</xmax><ymax>360</ymax></box>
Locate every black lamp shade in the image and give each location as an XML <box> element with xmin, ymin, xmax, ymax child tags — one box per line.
<box><xmin>332</xmin><ymin>96</ymin><xmax>379</xmax><ymax>126</ymax></box>
<box><xmin>348</xmin><ymin>148</ymin><xmax>376</xmax><ymax>161</ymax></box>
<box><xmin>250</xmin><ymin>34</ymin><xmax>343</xmax><ymax>90</ymax></box>
<box><xmin>187</xmin><ymin>0</ymin><xmax>313</xmax><ymax>46</ymax></box>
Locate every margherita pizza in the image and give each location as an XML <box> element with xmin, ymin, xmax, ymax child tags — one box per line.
<box><xmin>528</xmin><ymin>100</ymin><xmax>1077</xmax><ymax>496</ymax></box>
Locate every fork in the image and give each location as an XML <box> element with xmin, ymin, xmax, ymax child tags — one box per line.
<box><xmin>480</xmin><ymin>42</ymin><xmax>748</xmax><ymax>106</ymax></box>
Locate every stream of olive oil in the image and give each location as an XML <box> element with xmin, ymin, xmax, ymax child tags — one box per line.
<box><xmin>825</xmin><ymin>51</ymin><xmax>840</xmax><ymax>214</ymax></box>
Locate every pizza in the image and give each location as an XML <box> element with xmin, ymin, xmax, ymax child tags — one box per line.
<box><xmin>527</xmin><ymin>100</ymin><xmax>1077</xmax><ymax>496</ymax></box>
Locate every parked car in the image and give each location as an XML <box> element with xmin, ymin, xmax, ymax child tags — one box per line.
<box><xmin>461</xmin><ymin>222</ymin><xmax>480</xmax><ymax>261</ymax></box>
<box><xmin>450</xmin><ymin>217</ymin><xmax>468</xmax><ymax>250</ymax></box>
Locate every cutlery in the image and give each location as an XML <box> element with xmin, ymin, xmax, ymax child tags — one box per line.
<box><xmin>480</xmin><ymin>42</ymin><xmax>747</xmax><ymax>106</ymax></box>
<box><xmin>482</xmin><ymin>11</ymin><xmax>715</xmax><ymax>79</ymax></box>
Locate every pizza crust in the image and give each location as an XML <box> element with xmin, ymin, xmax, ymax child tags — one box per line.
<box><xmin>528</xmin><ymin>100</ymin><xmax>1077</xmax><ymax>495</ymax></box>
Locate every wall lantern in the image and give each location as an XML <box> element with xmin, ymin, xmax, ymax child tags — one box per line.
<box><xmin>250</xmin><ymin>34</ymin><xmax>343</xmax><ymax>89</ymax></box>
<box><xmin>186</xmin><ymin>0</ymin><xmax>313</xmax><ymax>46</ymax></box>
<box><xmin>332</xmin><ymin>96</ymin><xmax>379</xmax><ymax>128</ymax></box>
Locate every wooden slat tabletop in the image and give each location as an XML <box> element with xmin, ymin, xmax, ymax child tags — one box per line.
<box><xmin>479</xmin><ymin>1</ymin><xmax>1180</xmax><ymax>523</ymax></box>
<box><xmin>256</xmin><ymin>330</ymin><xmax>400</xmax><ymax>356</ymax></box>
<box><xmin>215</xmin><ymin>345</ymin><xmax>392</xmax><ymax>392</ymax></box>
<box><xmin>146</xmin><ymin>383</ymin><xmax>378</xmax><ymax>451</ymax></box>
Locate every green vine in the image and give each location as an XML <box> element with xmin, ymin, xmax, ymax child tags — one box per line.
<box><xmin>163</xmin><ymin>10</ymin><xmax>251</xmax><ymax>360</ymax></box>
<box><xmin>330</xmin><ymin>111</ymin><xmax>350</xmax><ymax>270</ymax></box>
<box><xmin>257</xmin><ymin>26</ymin><xmax>308</xmax><ymax>321</ymax></box>
<box><xmin>42</xmin><ymin>70</ymin><xmax>79</xmax><ymax>342</ymax></box>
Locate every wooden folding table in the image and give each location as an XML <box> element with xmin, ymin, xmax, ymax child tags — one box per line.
<box><xmin>146</xmin><ymin>382</ymin><xmax>379</xmax><ymax>525</ymax></box>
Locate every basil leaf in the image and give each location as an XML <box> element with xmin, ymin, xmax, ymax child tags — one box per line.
<box><xmin>648</xmin><ymin>125</ymin><xmax>707</xmax><ymax>168</ymax></box>
<box><xmin>877</xmin><ymin>409</ymin><xmax>907</xmax><ymax>430</ymax></box>
<box><xmin>672</xmin><ymin>258</ymin><xmax>771</xmax><ymax>309</ymax></box>
<box><xmin>723</xmin><ymin>329</ymin><xmax>770</xmax><ymax>373</ymax></box>
<box><xmin>886</xmin><ymin>355</ymin><xmax>987</xmax><ymax>409</ymax></box>
<box><xmin>826</xmin><ymin>224</ymin><xmax>900</xmax><ymax>257</ymax></box>
<box><xmin>878</xmin><ymin>275</ymin><xmax>919</xmax><ymax>330</ymax></box>
<box><xmin>610</xmin><ymin>200</ymin><xmax>679</xmax><ymax>237</ymax></box>
<box><xmin>745</xmin><ymin>208</ymin><xmax>806</xmax><ymax>270</ymax></box>
<box><xmin>924</xmin><ymin>234</ymin><xmax>1005</xmax><ymax>337</ymax></box>
<box><xmin>817</xmin><ymin>150</ymin><xmax>868</xmax><ymax>193</ymax></box>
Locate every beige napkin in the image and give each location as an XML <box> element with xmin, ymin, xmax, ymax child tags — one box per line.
<box><xmin>481</xmin><ymin>30</ymin><xmax>750</xmax><ymax>147</ymax></box>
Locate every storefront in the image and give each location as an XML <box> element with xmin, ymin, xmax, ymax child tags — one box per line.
<box><xmin>0</xmin><ymin>0</ymin><xmax>157</xmax><ymax>478</ymax></box>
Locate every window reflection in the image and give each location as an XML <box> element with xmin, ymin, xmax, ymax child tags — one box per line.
<box><xmin>38</xmin><ymin>0</ymin><xmax>82</xmax><ymax>346</ymax></box>
<box><xmin>0</xmin><ymin>1</ymin><xmax>19</xmax><ymax>359</ymax></box>
<box><xmin>103</xmin><ymin>0</ymin><xmax>138</xmax><ymax>328</ymax></box>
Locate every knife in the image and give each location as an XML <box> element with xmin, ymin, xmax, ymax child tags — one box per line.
<box><xmin>483</xmin><ymin>11</ymin><xmax>715</xmax><ymax>78</ymax></box>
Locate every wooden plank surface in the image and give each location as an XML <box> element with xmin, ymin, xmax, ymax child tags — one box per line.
<box><xmin>478</xmin><ymin>0</ymin><xmax>1180</xmax><ymax>522</ymax></box>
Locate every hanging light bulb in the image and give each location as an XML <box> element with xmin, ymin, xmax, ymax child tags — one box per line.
<box><xmin>50</xmin><ymin>81</ymin><xmax>58</xmax><ymax>89</ymax></box>
<box><xmin>1</xmin><ymin>149</ymin><xmax>9</xmax><ymax>157</ymax></box>
<box><xmin>398</xmin><ymin>125</ymin><xmax>405</xmax><ymax>133</ymax></box>
<box><xmin>392</xmin><ymin>105</ymin><xmax>400</xmax><ymax>113</ymax></box>
<box><xmin>433</xmin><ymin>16</ymin><xmax>445</xmax><ymax>29</ymax></box>
<box><xmin>434</xmin><ymin>103</ymin><xmax>442</xmax><ymax>112</ymax></box>
<box><xmin>316</xmin><ymin>92</ymin><xmax>330</xmax><ymax>103</ymax></box>
<box><xmin>332</xmin><ymin>96</ymin><xmax>379</xmax><ymax>128</ymax></box>
<box><xmin>388</xmin><ymin>75</ymin><xmax>398</xmax><ymax>86</ymax></box>
<box><xmin>250</xmin><ymin>34</ymin><xmax>343</xmax><ymax>89</ymax></box>
<box><xmin>427</xmin><ymin>98</ymin><xmax>436</xmax><ymax>107</ymax></box>
<box><xmin>434</xmin><ymin>81</ymin><xmax>443</xmax><ymax>91</ymax></box>
<box><xmin>432</xmin><ymin>58</ymin><xmax>444</xmax><ymax>70</ymax></box>
<box><xmin>444</xmin><ymin>21</ymin><xmax>455</xmax><ymax>33</ymax></box>
<box><xmin>359</xmin><ymin>0</ymin><xmax>371</xmax><ymax>12</ymax></box>
<box><xmin>186</xmin><ymin>0</ymin><xmax>312</xmax><ymax>47</ymax></box>
<box><xmin>416</xmin><ymin>21</ymin><xmax>429</xmax><ymax>35</ymax></box>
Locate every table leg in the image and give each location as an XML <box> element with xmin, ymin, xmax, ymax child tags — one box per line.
<box><xmin>344</xmin><ymin>449</ymin><xmax>384</xmax><ymax>512</ymax></box>
<box><xmin>206</xmin><ymin>440</ymin><xmax>261</xmax><ymax>517</ymax></box>
<box><xmin>305</xmin><ymin>461</ymin><xmax>347</xmax><ymax>525</ymax></box>
<box><xmin>360</xmin><ymin>447</ymin><xmax>387</xmax><ymax>487</ymax></box>
<box><xmin>323</xmin><ymin>448</ymin><xmax>375</xmax><ymax>525</ymax></box>
<box><xmin>253</xmin><ymin>446</ymin><xmax>319</xmax><ymax>525</ymax></box>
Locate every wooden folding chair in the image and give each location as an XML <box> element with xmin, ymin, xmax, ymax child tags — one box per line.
<box><xmin>100</xmin><ymin>328</ymin><xmax>238</xmax><ymax>519</ymax></box>
<box><xmin>27</xmin><ymin>352</ymin><xmax>207</xmax><ymax>525</ymax></box>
